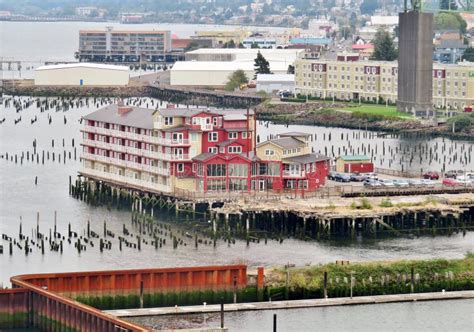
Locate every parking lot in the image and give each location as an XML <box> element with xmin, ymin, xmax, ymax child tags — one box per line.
<box><xmin>325</xmin><ymin>170</ymin><xmax>474</xmax><ymax>190</ymax></box>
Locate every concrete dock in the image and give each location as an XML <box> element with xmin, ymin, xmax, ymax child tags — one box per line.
<box><xmin>106</xmin><ymin>290</ymin><xmax>474</xmax><ymax>317</ymax></box>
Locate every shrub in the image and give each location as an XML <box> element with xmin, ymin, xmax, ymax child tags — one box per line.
<box><xmin>379</xmin><ymin>198</ymin><xmax>393</xmax><ymax>207</ymax></box>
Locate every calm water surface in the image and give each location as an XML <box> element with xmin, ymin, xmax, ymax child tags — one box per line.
<box><xmin>0</xmin><ymin>97</ymin><xmax>473</xmax><ymax>286</ymax></box>
<box><xmin>0</xmin><ymin>21</ymin><xmax>474</xmax><ymax>332</ymax></box>
<box><xmin>128</xmin><ymin>299</ymin><xmax>474</xmax><ymax>331</ymax></box>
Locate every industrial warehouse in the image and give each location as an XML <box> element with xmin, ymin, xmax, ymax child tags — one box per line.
<box><xmin>34</xmin><ymin>63</ymin><xmax>130</xmax><ymax>86</ymax></box>
<box><xmin>170</xmin><ymin>48</ymin><xmax>303</xmax><ymax>87</ymax></box>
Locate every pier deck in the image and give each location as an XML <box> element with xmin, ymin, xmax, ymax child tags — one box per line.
<box><xmin>106</xmin><ymin>290</ymin><xmax>474</xmax><ymax>317</ymax></box>
<box><xmin>211</xmin><ymin>193</ymin><xmax>474</xmax><ymax>219</ymax></box>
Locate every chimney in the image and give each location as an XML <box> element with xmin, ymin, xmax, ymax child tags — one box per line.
<box><xmin>117</xmin><ymin>101</ymin><xmax>133</xmax><ymax>116</ymax></box>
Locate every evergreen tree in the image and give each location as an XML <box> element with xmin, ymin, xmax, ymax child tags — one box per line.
<box><xmin>225</xmin><ymin>70</ymin><xmax>248</xmax><ymax>91</ymax></box>
<box><xmin>463</xmin><ymin>47</ymin><xmax>474</xmax><ymax>62</ymax></box>
<box><xmin>254</xmin><ymin>51</ymin><xmax>272</xmax><ymax>79</ymax></box>
<box><xmin>371</xmin><ymin>29</ymin><xmax>398</xmax><ymax>61</ymax></box>
<box><xmin>224</xmin><ymin>39</ymin><xmax>236</xmax><ymax>48</ymax></box>
<box><xmin>250</xmin><ymin>42</ymin><xmax>260</xmax><ymax>49</ymax></box>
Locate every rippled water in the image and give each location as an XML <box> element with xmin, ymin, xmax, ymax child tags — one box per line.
<box><xmin>129</xmin><ymin>299</ymin><xmax>474</xmax><ymax>331</ymax></box>
<box><xmin>0</xmin><ymin>97</ymin><xmax>473</xmax><ymax>287</ymax></box>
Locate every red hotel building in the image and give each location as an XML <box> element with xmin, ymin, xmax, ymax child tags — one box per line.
<box><xmin>81</xmin><ymin>103</ymin><xmax>330</xmax><ymax>195</ymax></box>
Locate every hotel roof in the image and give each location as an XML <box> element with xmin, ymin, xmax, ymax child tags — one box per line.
<box><xmin>338</xmin><ymin>155</ymin><xmax>370</xmax><ymax>161</ymax></box>
<box><xmin>258</xmin><ymin>137</ymin><xmax>305</xmax><ymax>149</ymax></box>
<box><xmin>279</xmin><ymin>132</ymin><xmax>311</xmax><ymax>137</ymax></box>
<box><xmin>283</xmin><ymin>154</ymin><xmax>329</xmax><ymax>164</ymax></box>
<box><xmin>83</xmin><ymin>104</ymin><xmax>154</xmax><ymax>129</ymax></box>
<box><xmin>158</xmin><ymin>108</ymin><xmax>254</xmax><ymax>117</ymax></box>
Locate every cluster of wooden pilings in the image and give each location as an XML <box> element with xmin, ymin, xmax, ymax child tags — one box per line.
<box><xmin>148</xmin><ymin>85</ymin><xmax>262</xmax><ymax>109</ymax></box>
<box><xmin>209</xmin><ymin>207</ymin><xmax>474</xmax><ymax>240</ymax></box>
<box><xmin>71</xmin><ymin>176</ymin><xmax>474</xmax><ymax>242</ymax></box>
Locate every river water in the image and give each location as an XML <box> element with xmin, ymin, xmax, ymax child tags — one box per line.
<box><xmin>0</xmin><ymin>96</ymin><xmax>473</xmax><ymax>287</ymax></box>
<box><xmin>0</xmin><ymin>21</ymin><xmax>473</xmax><ymax>331</ymax></box>
<box><xmin>129</xmin><ymin>299</ymin><xmax>474</xmax><ymax>331</ymax></box>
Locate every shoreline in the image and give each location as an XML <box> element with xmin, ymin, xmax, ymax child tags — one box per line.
<box><xmin>106</xmin><ymin>290</ymin><xmax>474</xmax><ymax>317</ymax></box>
<box><xmin>2</xmin><ymin>82</ymin><xmax>472</xmax><ymax>141</ymax></box>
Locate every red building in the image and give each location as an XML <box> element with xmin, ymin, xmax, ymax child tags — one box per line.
<box><xmin>81</xmin><ymin>104</ymin><xmax>329</xmax><ymax>195</ymax></box>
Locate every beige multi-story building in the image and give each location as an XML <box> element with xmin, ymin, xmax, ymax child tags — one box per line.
<box><xmin>78</xmin><ymin>27</ymin><xmax>171</xmax><ymax>62</ymax></box>
<box><xmin>295</xmin><ymin>55</ymin><xmax>474</xmax><ymax>110</ymax></box>
<box><xmin>192</xmin><ymin>29</ymin><xmax>250</xmax><ymax>47</ymax></box>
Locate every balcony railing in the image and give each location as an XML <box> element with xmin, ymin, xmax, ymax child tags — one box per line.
<box><xmin>81</xmin><ymin>168</ymin><xmax>172</xmax><ymax>193</ymax></box>
<box><xmin>82</xmin><ymin>139</ymin><xmax>190</xmax><ymax>161</ymax></box>
<box><xmin>170</xmin><ymin>154</ymin><xmax>190</xmax><ymax>161</ymax></box>
<box><xmin>283</xmin><ymin>171</ymin><xmax>304</xmax><ymax>177</ymax></box>
<box><xmin>82</xmin><ymin>152</ymin><xmax>170</xmax><ymax>176</ymax></box>
<box><xmin>82</xmin><ymin>126</ymin><xmax>190</xmax><ymax>146</ymax></box>
<box><xmin>201</xmin><ymin>124</ymin><xmax>213</xmax><ymax>131</ymax></box>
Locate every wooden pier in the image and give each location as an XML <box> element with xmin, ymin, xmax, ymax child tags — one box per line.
<box><xmin>70</xmin><ymin>173</ymin><xmax>474</xmax><ymax>241</ymax></box>
<box><xmin>106</xmin><ymin>290</ymin><xmax>474</xmax><ymax>317</ymax></box>
<box><xmin>207</xmin><ymin>194</ymin><xmax>474</xmax><ymax>239</ymax></box>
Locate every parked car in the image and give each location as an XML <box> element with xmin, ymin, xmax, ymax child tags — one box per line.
<box><xmin>422</xmin><ymin>171</ymin><xmax>439</xmax><ymax>180</ymax></box>
<box><xmin>362</xmin><ymin>172</ymin><xmax>378</xmax><ymax>180</ymax></box>
<box><xmin>442</xmin><ymin>178</ymin><xmax>461</xmax><ymax>186</ymax></box>
<box><xmin>393</xmin><ymin>179</ymin><xmax>409</xmax><ymax>187</ymax></box>
<box><xmin>456</xmin><ymin>175</ymin><xmax>471</xmax><ymax>182</ymax></box>
<box><xmin>328</xmin><ymin>171</ymin><xmax>338</xmax><ymax>180</ymax></box>
<box><xmin>420</xmin><ymin>179</ymin><xmax>436</xmax><ymax>186</ymax></box>
<box><xmin>445</xmin><ymin>170</ymin><xmax>464</xmax><ymax>179</ymax></box>
<box><xmin>378</xmin><ymin>179</ymin><xmax>395</xmax><ymax>187</ymax></box>
<box><xmin>455</xmin><ymin>177</ymin><xmax>473</xmax><ymax>186</ymax></box>
<box><xmin>335</xmin><ymin>173</ymin><xmax>351</xmax><ymax>182</ymax></box>
<box><xmin>363</xmin><ymin>179</ymin><xmax>382</xmax><ymax>187</ymax></box>
<box><xmin>350</xmin><ymin>172</ymin><xmax>366</xmax><ymax>182</ymax></box>
<box><xmin>408</xmin><ymin>179</ymin><xmax>423</xmax><ymax>186</ymax></box>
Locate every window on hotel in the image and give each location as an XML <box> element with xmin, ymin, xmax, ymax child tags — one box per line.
<box><xmin>268</xmin><ymin>163</ymin><xmax>280</xmax><ymax>176</ymax></box>
<box><xmin>164</xmin><ymin>117</ymin><xmax>173</xmax><ymax>126</ymax></box>
<box><xmin>208</xmin><ymin>132</ymin><xmax>218</xmax><ymax>142</ymax></box>
<box><xmin>213</xmin><ymin>117</ymin><xmax>218</xmax><ymax>126</ymax></box>
<box><xmin>207</xmin><ymin>164</ymin><xmax>226</xmax><ymax>177</ymax></box>
<box><xmin>172</xmin><ymin>133</ymin><xmax>183</xmax><ymax>143</ymax></box>
<box><xmin>228</xmin><ymin>146</ymin><xmax>242</xmax><ymax>154</ymax></box>
<box><xmin>265</xmin><ymin>149</ymin><xmax>275</xmax><ymax>156</ymax></box>
<box><xmin>242</xmin><ymin>132</ymin><xmax>248</xmax><ymax>139</ymax></box>
<box><xmin>229</xmin><ymin>132</ymin><xmax>238</xmax><ymax>139</ymax></box>
<box><xmin>177</xmin><ymin>163</ymin><xmax>184</xmax><ymax>173</ymax></box>
<box><xmin>229</xmin><ymin>179</ymin><xmax>248</xmax><ymax>191</ymax></box>
<box><xmin>208</xmin><ymin>147</ymin><xmax>218</xmax><ymax>154</ymax></box>
<box><xmin>229</xmin><ymin>164</ymin><xmax>248</xmax><ymax>177</ymax></box>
